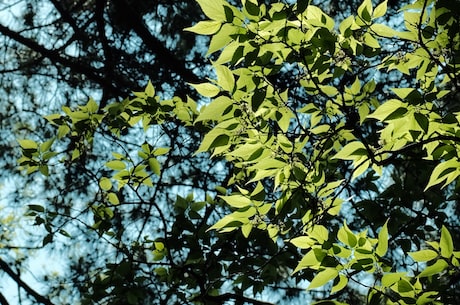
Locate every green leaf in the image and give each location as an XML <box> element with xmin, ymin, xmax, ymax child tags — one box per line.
<box><xmin>105</xmin><ymin>160</ymin><xmax>126</xmax><ymax>170</ymax></box>
<box><xmin>39</xmin><ymin>165</ymin><xmax>49</xmax><ymax>176</ymax></box>
<box><xmin>220</xmin><ymin>195</ymin><xmax>252</xmax><ymax>209</ymax></box>
<box><xmin>296</xmin><ymin>0</ymin><xmax>309</xmax><ymax>14</ymax></box>
<box><xmin>184</xmin><ymin>20</ymin><xmax>222</xmax><ymax>35</ymax></box>
<box><xmin>357</xmin><ymin>0</ymin><xmax>372</xmax><ymax>23</ymax></box>
<box><xmin>196</xmin><ymin>96</ymin><xmax>233</xmax><ymax>122</ymax></box>
<box><xmin>197</xmin><ymin>130</ymin><xmax>230</xmax><ymax>153</ymax></box>
<box><xmin>290</xmin><ymin>236</ymin><xmax>316</xmax><ymax>249</ymax></box>
<box><xmin>207</xmin><ymin>23</ymin><xmax>237</xmax><ymax>55</ymax></box>
<box><xmin>190</xmin><ymin>83</ymin><xmax>220</xmax><ymax>97</ymax></box>
<box><xmin>214</xmin><ymin>64</ymin><xmax>235</xmax><ymax>92</ymax></box>
<box><xmin>416</xmin><ymin>292</ymin><xmax>440</xmax><ymax>304</ymax></box>
<box><xmin>391</xmin><ymin>88</ymin><xmax>416</xmax><ymax>100</ymax></box>
<box><xmin>418</xmin><ymin>259</ymin><xmax>448</xmax><ymax>277</ymax></box>
<box><xmin>43</xmin><ymin>234</ymin><xmax>53</xmax><ymax>247</ymax></box>
<box><xmin>308</xmin><ymin>268</ymin><xmax>339</xmax><ymax>290</ymax></box>
<box><xmin>241</xmin><ymin>223</ymin><xmax>253</xmax><ymax>238</ymax></box>
<box><xmin>333</xmin><ymin>142</ymin><xmax>367</xmax><ymax>160</ymax></box>
<box><xmin>57</xmin><ymin>125</ymin><xmax>70</xmax><ymax>139</ymax></box>
<box><xmin>397</xmin><ymin>279</ymin><xmax>413</xmax><ymax>293</ymax></box>
<box><xmin>293</xmin><ymin>248</ymin><xmax>327</xmax><ymax>273</ymax></box>
<box><xmin>313</xmin><ymin>301</ymin><xmax>349</xmax><ymax>305</ymax></box>
<box><xmin>18</xmin><ymin>139</ymin><xmax>38</xmax><ymax>150</ymax></box>
<box><xmin>71</xmin><ymin>149</ymin><xmax>80</xmax><ymax>161</ymax></box>
<box><xmin>28</xmin><ymin>204</ymin><xmax>45</xmax><ymax>212</ymax></box>
<box><xmin>414</xmin><ymin>113</ymin><xmax>429</xmax><ymax>133</ymax></box>
<box><xmin>243</xmin><ymin>0</ymin><xmax>260</xmax><ymax>17</ymax></box>
<box><xmin>149</xmin><ymin>158</ymin><xmax>161</xmax><ymax>176</ymax></box>
<box><xmin>59</xmin><ymin>229</ymin><xmax>71</xmax><ymax>238</ymax></box>
<box><xmin>306</xmin><ymin>6</ymin><xmax>335</xmax><ymax>30</ymax></box>
<box><xmin>331</xmin><ymin>274</ymin><xmax>348</xmax><ymax>294</ymax></box>
<box><xmin>373</xmin><ymin>0</ymin><xmax>387</xmax><ymax>19</ymax></box>
<box><xmin>440</xmin><ymin>225</ymin><xmax>454</xmax><ymax>258</ymax></box>
<box><xmin>375</xmin><ymin>220</ymin><xmax>389</xmax><ymax>257</ymax></box>
<box><xmin>381</xmin><ymin>272</ymin><xmax>406</xmax><ymax>287</ymax></box>
<box><xmin>350</xmin><ymin>77</ymin><xmax>361</xmax><ymax>95</ymax></box>
<box><xmin>215</xmin><ymin>186</ymin><xmax>227</xmax><ymax>195</ymax></box>
<box><xmin>363</xmin><ymin>33</ymin><xmax>380</xmax><ymax>48</ymax></box>
<box><xmin>309</xmin><ymin>225</ymin><xmax>329</xmax><ymax>243</ymax></box>
<box><xmin>367</xmin><ymin>99</ymin><xmax>407</xmax><ymax>121</ymax></box>
<box><xmin>195</xmin><ymin>0</ymin><xmax>228</xmax><ymax>21</ymax></box>
<box><xmin>99</xmin><ymin>177</ymin><xmax>112</xmax><ymax>191</ymax></box>
<box><xmin>409</xmin><ymin>249</ymin><xmax>439</xmax><ymax>262</ymax></box>
<box><xmin>190</xmin><ymin>201</ymin><xmax>206</xmax><ymax>212</ymax></box>
<box><xmin>425</xmin><ymin>158</ymin><xmax>460</xmax><ymax>190</ymax></box>
<box><xmin>108</xmin><ymin>192</ymin><xmax>120</xmax><ymax>205</ymax></box>
<box><xmin>86</xmin><ymin>98</ymin><xmax>99</xmax><ymax>113</ymax></box>
<box><xmin>40</xmin><ymin>138</ymin><xmax>55</xmax><ymax>152</ymax></box>
<box><xmin>145</xmin><ymin>80</ymin><xmax>155</xmax><ymax>97</ymax></box>
<box><xmin>153</xmin><ymin>147</ymin><xmax>170</xmax><ymax>156</ymax></box>
<box><xmin>207</xmin><ymin>208</ymin><xmax>256</xmax><ymax>231</ymax></box>
<box><xmin>338</xmin><ymin>222</ymin><xmax>357</xmax><ymax>248</ymax></box>
<box><xmin>370</xmin><ymin>23</ymin><xmax>396</xmax><ymax>38</ymax></box>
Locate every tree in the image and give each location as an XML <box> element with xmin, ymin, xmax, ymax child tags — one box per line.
<box><xmin>6</xmin><ymin>0</ymin><xmax>460</xmax><ymax>304</ymax></box>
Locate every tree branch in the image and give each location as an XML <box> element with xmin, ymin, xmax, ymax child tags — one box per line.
<box><xmin>0</xmin><ymin>293</ymin><xmax>9</xmax><ymax>305</ymax></box>
<box><xmin>0</xmin><ymin>259</ymin><xmax>54</xmax><ymax>305</ymax></box>
<box><xmin>0</xmin><ymin>22</ymin><xmax>127</xmax><ymax>98</ymax></box>
<box><xmin>204</xmin><ymin>293</ymin><xmax>275</xmax><ymax>305</ymax></box>
<box><xmin>373</xmin><ymin>135</ymin><xmax>460</xmax><ymax>166</ymax></box>
<box><xmin>112</xmin><ymin>0</ymin><xmax>202</xmax><ymax>85</ymax></box>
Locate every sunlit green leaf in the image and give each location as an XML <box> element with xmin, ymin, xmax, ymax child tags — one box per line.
<box><xmin>308</xmin><ymin>268</ymin><xmax>338</xmax><ymax>290</ymax></box>
<box><xmin>195</xmin><ymin>0</ymin><xmax>228</xmax><ymax>21</ymax></box>
<box><xmin>293</xmin><ymin>248</ymin><xmax>327</xmax><ymax>273</ymax></box>
<box><xmin>425</xmin><ymin>158</ymin><xmax>460</xmax><ymax>190</ymax></box>
<box><xmin>331</xmin><ymin>274</ymin><xmax>348</xmax><ymax>294</ymax></box>
<box><xmin>108</xmin><ymin>192</ymin><xmax>120</xmax><ymax>205</ymax></box>
<box><xmin>197</xmin><ymin>130</ymin><xmax>230</xmax><ymax>153</ymax></box>
<box><xmin>409</xmin><ymin>249</ymin><xmax>439</xmax><ymax>262</ymax></box>
<box><xmin>190</xmin><ymin>82</ymin><xmax>220</xmax><ymax>98</ymax></box>
<box><xmin>357</xmin><ymin>0</ymin><xmax>373</xmax><ymax>23</ymax></box>
<box><xmin>376</xmin><ymin>220</ymin><xmax>389</xmax><ymax>257</ymax></box>
<box><xmin>368</xmin><ymin>99</ymin><xmax>408</xmax><ymax>121</ymax></box>
<box><xmin>309</xmin><ymin>225</ymin><xmax>329</xmax><ymax>243</ymax></box>
<box><xmin>333</xmin><ymin>142</ymin><xmax>367</xmax><ymax>160</ymax></box>
<box><xmin>338</xmin><ymin>222</ymin><xmax>357</xmax><ymax>248</ymax></box>
<box><xmin>149</xmin><ymin>158</ymin><xmax>161</xmax><ymax>176</ymax></box>
<box><xmin>440</xmin><ymin>225</ymin><xmax>454</xmax><ymax>258</ymax></box>
<box><xmin>241</xmin><ymin>223</ymin><xmax>253</xmax><ymax>238</ymax></box>
<box><xmin>370</xmin><ymin>23</ymin><xmax>396</xmax><ymax>37</ymax></box>
<box><xmin>153</xmin><ymin>147</ymin><xmax>170</xmax><ymax>156</ymax></box>
<box><xmin>145</xmin><ymin>80</ymin><xmax>155</xmax><ymax>97</ymax></box>
<box><xmin>86</xmin><ymin>98</ymin><xmax>99</xmax><ymax>113</ymax></box>
<box><xmin>196</xmin><ymin>96</ymin><xmax>233</xmax><ymax>122</ymax></box>
<box><xmin>220</xmin><ymin>194</ymin><xmax>252</xmax><ymax>208</ymax></box>
<box><xmin>18</xmin><ymin>139</ymin><xmax>38</xmax><ymax>150</ymax></box>
<box><xmin>40</xmin><ymin>138</ymin><xmax>55</xmax><ymax>152</ymax></box>
<box><xmin>373</xmin><ymin>0</ymin><xmax>387</xmax><ymax>19</ymax></box>
<box><xmin>39</xmin><ymin>165</ymin><xmax>49</xmax><ymax>176</ymax></box>
<box><xmin>99</xmin><ymin>177</ymin><xmax>112</xmax><ymax>191</ymax></box>
<box><xmin>418</xmin><ymin>259</ymin><xmax>448</xmax><ymax>277</ymax></box>
<box><xmin>106</xmin><ymin>160</ymin><xmax>126</xmax><ymax>170</ymax></box>
<box><xmin>397</xmin><ymin>279</ymin><xmax>413</xmax><ymax>293</ymax></box>
<box><xmin>214</xmin><ymin>64</ymin><xmax>235</xmax><ymax>92</ymax></box>
<box><xmin>290</xmin><ymin>236</ymin><xmax>316</xmax><ymax>249</ymax></box>
<box><xmin>185</xmin><ymin>20</ymin><xmax>222</xmax><ymax>35</ymax></box>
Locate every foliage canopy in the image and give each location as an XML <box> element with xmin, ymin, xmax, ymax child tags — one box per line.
<box><xmin>5</xmin><ymin>0</ymin><xmax>460</xmax><ymax>304</ymax></box>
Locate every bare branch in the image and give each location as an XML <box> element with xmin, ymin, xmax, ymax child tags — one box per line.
<box><xmin>0</xmin><ymin>259</ymin><xmax>54</xmax><ymax>305</ymax></box>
